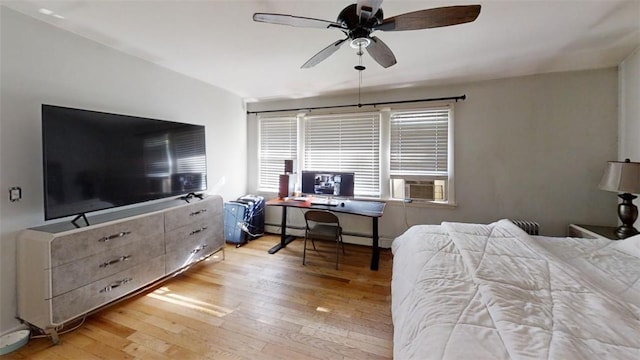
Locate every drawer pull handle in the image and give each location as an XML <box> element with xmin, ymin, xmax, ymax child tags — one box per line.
<box><xmin>99</xmin><ymin>231</ymin><xmax>131</xmax><ymax>242</ymax></box>
<box><xmin>99</xmin><ymin>278</ymin><xmax>132</xmax><ymax>293</ymax></box>
<box><xmin>99</xmin><ymin>255</ymin><xmax>131</xmax><ymax>268</ymax></box>
<box><xmin>189</xmin><ymin>226</ymin><xmax>208</xmax><ymax>236</ymax></box>
<box><xmin>190</xmin><ymin>209</ymin><xmax>207</xmax><ymax>216</ymax></box>
<box><xmin>191</xmin><ymin>243</ymin><xmax>209</xmax><ymax>254</ymax></box>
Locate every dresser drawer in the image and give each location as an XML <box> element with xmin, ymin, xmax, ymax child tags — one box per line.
<box><xmin>51</xmin><ymin>255</ymin><xmax>165</xmax><ymax>324</ymax></box>
<box><xmin>166</xmin><ymin>211</ymin><xmax>224</xmax><ymax>273</ymax></box>
<box><xmin>51</xmin><ymin>234</ymin><xmax>164</xmax><ymax>297</ymax></box>
<box><xmin>165</xmin><ymin>239</ymin><xmax>216</xmax><ymax>273</ymax></box>
<box><xmin>164</xmin><ymin>197</ymin><xmax>221</xmax><ymax>232</ymax></box>
<box><xmin>165</xmin><ymin>217</ymin><xmax>216</xmax><ymax>273</ymax></box>
<box><xmin>165</xmin><ymin>218</ymin><xmax>214</xmax><ymax>252</ymax></box>
<box><xmin>209</xmin><ymin>204</ymin><xmax>224</xmax><ymax>250</ymax></box>
<box><xmin>51</xmin><ymin>213</ymin><xmax>163</xmax><ymax>267</ymax></box>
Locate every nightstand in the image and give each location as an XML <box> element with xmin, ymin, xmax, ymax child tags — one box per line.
<box><xmin>567</xmin><ymin>224</ymin><xmax>620</xmax><ymax>240</ymax></box>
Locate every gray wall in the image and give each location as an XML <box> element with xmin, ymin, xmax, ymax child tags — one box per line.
<box><xmin>247</xmin><ymin>68</ymin><xmax>619</xmax><ymax>243</ymax></box>
<box><xmin>619</xmin><ymin>47</ymin><xmax>640</xmax><ymax>160</ymax></box>
<box><xmin>0</xmin><ymin>7</ymin><xmax>247</xmax><ymax>335</ymax></box>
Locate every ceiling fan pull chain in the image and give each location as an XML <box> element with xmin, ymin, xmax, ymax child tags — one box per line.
<box><xmin>358</xmin><ymin>70</ymin><xmax>361</xmax><ymax>107</ymax></box>
<box><xmin>355</xmin><ymin>42</ymin><xmax>366</xmax><ymax>107</ymax></box>
<box><xmin>359</xmin><ymin>66</ymin><xmax>363</xmax><ymax>107</ymax></box>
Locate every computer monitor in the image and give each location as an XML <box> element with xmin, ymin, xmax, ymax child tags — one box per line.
<box><xmin>301</xmin><ymin>170</ymin><xmax>355</xmax><ymax>198</ymax></box>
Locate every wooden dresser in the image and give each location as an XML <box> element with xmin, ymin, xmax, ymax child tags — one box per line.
<box><xmin>17</xmin><ymin>195</ymin><xmax>224</xmax><ymax>343</ymax></box>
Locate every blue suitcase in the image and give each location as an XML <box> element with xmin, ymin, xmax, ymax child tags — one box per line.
<box><xmin>235</xmin><ymin>195</ymin><xmax>265</xmax><ymax>240</ymax></box>
<box><xmin>224</xmin><ymin>202</ymin><xmax>249</xmax><ymax>247</ymax></box>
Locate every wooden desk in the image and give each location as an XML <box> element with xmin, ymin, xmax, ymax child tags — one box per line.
<box><xmin>266</xmin><ymin>198</ymin><xmax>386</xmax><ymax>270</ymax></box>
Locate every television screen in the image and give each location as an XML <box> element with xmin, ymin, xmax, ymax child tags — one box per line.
<box><xmin>42</xmin><ymin>104</ymin><xmax>207</xmax><ymax>220</ymax></box>
<box><xmin>301</xmin><ymin>170</ymin><xmax>355</xmax><ymax>198</ymax></box>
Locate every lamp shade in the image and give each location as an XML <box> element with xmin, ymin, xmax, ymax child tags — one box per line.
<box><xmin>599</xmin><ymin>160</ymin><xmax>640</xmax><ymax>194</ymax></box>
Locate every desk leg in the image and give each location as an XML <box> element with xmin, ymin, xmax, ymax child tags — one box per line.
<box><xmin>370</xmin><ymin>217</ymin><xmax>379</xmax><ymax>271</ymax></box>
<box><xmin>268</xmin><ymin>205</ymin><xmax>296</xmax><ymax>254</ymax></box>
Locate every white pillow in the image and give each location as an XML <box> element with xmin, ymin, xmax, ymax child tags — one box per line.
<box><xmin>614</xmin><ymin>233</ymin><xmax>640</xmax><ymax>258</ymax></box>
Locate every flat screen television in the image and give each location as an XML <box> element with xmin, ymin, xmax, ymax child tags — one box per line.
<box><xmin>301</xmin><ymin>170</ymin><xmax>355</xmax><ymax>198</ymax></box>
<box><xmin>42</xmin><ymin>104</ymin><xmax>207</xmax><ymax>221</ymax></box>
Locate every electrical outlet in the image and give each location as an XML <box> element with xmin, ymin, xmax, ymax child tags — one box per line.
<box><xmin>9</xmin><ymin>187</ymin><xmax>22</xmax><ymax>202</ymax></box>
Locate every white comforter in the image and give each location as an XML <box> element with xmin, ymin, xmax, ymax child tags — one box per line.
<box><xmin>391</xmin><ymin>220</ymin><xmax>640</xmax><ymax>359</ymax></box>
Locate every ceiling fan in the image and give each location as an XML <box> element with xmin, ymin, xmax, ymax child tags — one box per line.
<box><xmin>253</xmin><ymin>1</ymin><xmax>481</xmax><ymax>69</ymax></box>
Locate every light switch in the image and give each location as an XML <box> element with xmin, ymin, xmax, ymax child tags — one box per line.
<box><xmin>9</xmin><ymin>187</ymin><xmax>21</xmax><ymax>202</ymax></box>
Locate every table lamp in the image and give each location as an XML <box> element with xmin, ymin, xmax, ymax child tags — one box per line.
<box><xmin>599</xmin><ymin>159</ymin><xmax>640</xmax><ymax>239</ymax></box>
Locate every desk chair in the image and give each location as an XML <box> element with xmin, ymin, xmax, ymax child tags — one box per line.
<box><xmin>303</xmin><ymin>210</ymin><xmax>345</xmax><ymax>270</ymax></box>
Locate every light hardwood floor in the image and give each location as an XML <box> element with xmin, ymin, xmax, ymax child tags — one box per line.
<box><xmin>4</xmin><ymin>235</ymin><xmax>393</xmax><ymax>359</ymax></box>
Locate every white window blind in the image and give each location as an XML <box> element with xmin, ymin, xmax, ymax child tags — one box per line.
<box><xmin>390</xmin><ymin>108</ymin><xmax>449</xmax><ymax>176</ymax></box>
<box><xmin>258</xmin><ymin>115</ymin><xmax>297</xmax><ymax>191</ymax></box>
<box><xmin>304</xmin><ymin>113</ymin><xmax>380</xmax><ymax>197</ymax></box>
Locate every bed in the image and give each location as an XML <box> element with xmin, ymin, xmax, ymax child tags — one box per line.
<box><xmin>391</xmin><ymin>219</ymin><xmax>640</xmax><ymax>359</ymax></box>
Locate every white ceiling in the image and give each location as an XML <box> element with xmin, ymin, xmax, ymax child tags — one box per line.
<box><xmin>2</xmin><ymin>0</ymin><xmax>640</xmax><ymax>103</ymax></box>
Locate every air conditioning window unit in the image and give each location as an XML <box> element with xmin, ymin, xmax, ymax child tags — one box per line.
<box><xmin>391</xmin><ymin>178</ymin><xmax>446</xmax><ymax>201</ymax></box>
<box><xmin>405</xmin><ymin>180</ymin><xmax>435</xmax><ymax>201</ymax></box>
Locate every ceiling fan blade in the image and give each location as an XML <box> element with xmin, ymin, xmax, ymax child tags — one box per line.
<box><xmin>366</xmin><ymin>36</ymin><xmax>397</xmax><ymax>68</ymax></box>
<box><xmin>253</xmin><ymin>13</ymin><xmax>343</xmax><ymax>29</ymax></box>
<box><xmin>301</xmin><ymin>38</ymin><xmax>348</xmax><ymax>69</ymax></box>
<box><xmin>375</xmin><ymin>5</ymin><xmax>481</xmax><ymax>31</ymax></box>
<box><xmin>357</xmin><ymin>0</ymin><xmax>383</xmax><ymax>22</ymax></box>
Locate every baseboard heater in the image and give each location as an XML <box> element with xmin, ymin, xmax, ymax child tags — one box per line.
<box><xmin>510</xmin><ymin>219</ymin><xmax>540</xmax><ymax>235</ymax></box>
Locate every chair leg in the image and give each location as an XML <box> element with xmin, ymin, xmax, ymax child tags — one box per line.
<box><xmin>335</xmin><ymin>237</ymin><xmax>339</xmax><ymax>270</ymax></box>
<box><xmin>303</xmin><ymin>235</ymin><xmax>307</xmax><ymax>266</ymax></box>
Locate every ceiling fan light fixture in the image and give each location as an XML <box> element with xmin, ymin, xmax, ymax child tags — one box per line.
<box><xmin>350</xmin><ymin>37</ymin><xmax>371</xmax><ymax>49</ymax></box>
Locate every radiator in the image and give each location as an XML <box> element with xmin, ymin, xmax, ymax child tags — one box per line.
<box><xmin>509</xmin><ymin>219</ymin><xmax>540</xmax><ymax>235</ymax></box>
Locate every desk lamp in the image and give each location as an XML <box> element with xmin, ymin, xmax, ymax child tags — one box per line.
<box><xmin>599</xmin><ymin>159</ymin><xmax>640</xmax><ymax>239</ymax></box>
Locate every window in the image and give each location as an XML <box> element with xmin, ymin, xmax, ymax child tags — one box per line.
<box><xmin>389</xmin><ymin>106</ymin><xmax>452</xmax><ymax>202</ymax></box>
<box><xmin>304</xmin><ymin>113</ymin><xmax>380</xmax><ymax>197</ymax></box>
<box><xmin>258</xmin><ymin>115</ymin><xmax>297</xmax><ymax>192</ymax></box>
<box><xmin>255</xmin><ymin>104</ymin><xmax>453</xmax><ymax>204</ymax></box>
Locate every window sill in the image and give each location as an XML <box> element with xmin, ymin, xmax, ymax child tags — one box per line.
<box><xmin>383</xmin><ymin>199</ymin><xmax>457</xmax><ymax>209</ymax></box>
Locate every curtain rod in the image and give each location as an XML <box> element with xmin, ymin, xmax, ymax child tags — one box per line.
<box><xmin>246</xmin><ymin>94</ymin><xmax>466</xmax><ymax>115</ymax></box>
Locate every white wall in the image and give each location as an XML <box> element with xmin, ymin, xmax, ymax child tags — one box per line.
<box><xmin>0</xmin><ymin>7</ymin><xmax>247</xmax><ymax>335</ymax></box>
<box><xmin>619</xmin><ymin>47</ymin><xmax>640</xmax><ymax>160</ymax></box>
<box><xmin>247</xmin><ymin>68</ymin><xmax>619</xmax><ymax>243</ymax></box>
